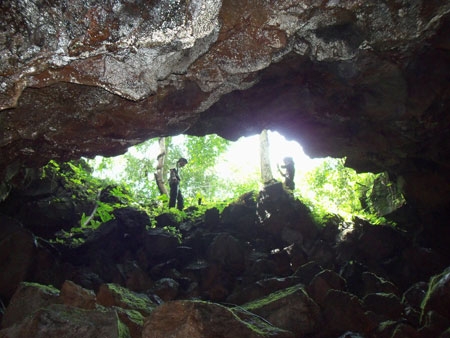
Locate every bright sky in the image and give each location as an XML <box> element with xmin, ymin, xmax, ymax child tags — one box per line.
<box><xmin>215</xmin><ymin>130</ymin><xmax>323</xmax><ymax>182</ymax></box>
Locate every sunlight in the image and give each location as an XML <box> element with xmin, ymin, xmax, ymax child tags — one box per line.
<box><xmin>214</xmin><ymin>130</ymin><xmax>323</xmax><ymax>184</ymax></box>
<box><xmin>89</xmin><ymin>131</ymin><xmax>323</xmax><ymax>191</ymax></box>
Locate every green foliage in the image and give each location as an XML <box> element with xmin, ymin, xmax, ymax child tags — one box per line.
<box><xmin>82</xmin><ymin>135</ymin><xmax>404</xmax><ymax>228</ymax></box>
<box><xmin>297</xmin><ymin>157</ymin><xmax>401</xmax><ymax>225</ymax></box>
<box><xmin>168</xmin><ymin>134</ymin><xmax>231</xmax><ymax>201</ymax></box>
<box><xmin>43</xmin><ymin>159</ymin><xmax>138</xmax><ymax>246</ymax></box>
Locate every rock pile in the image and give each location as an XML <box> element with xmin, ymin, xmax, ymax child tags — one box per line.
<box><xmin>1</xmin><ymin>182</ymin><xmax>449</xmax><ymax>337</ymax></box>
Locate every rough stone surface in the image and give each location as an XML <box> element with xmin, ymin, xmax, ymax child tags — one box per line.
<box><xmin>0</xmin><ymin>304</ymin><xmax>129</xmax><ymax>338</ymax></box>
<box><xmin>321</xmin><ymin>289</ymin><xmax>375</xmax><ymax>337</ymax></box>
<box><xmin>1</xmin><ymin>186</ymin><xmax>450</xmax><ymax>336</ymax></box>
<box><xmin>0</xmin><ymin>282</ymin><xmax>60</xmax><ymax>329</ymax></box>
<box><xmin>1</xmin><ymin>1</ymin><xmax>450</xmax><ymax>237</ymax></box>
<box><xmin>0</xmin><ymin>219</ymin><xmax>37</xmax><ymax>301</ymax></box>
<box><xmin>142</xmin><ymin>300</ymin><xmax>295</xmax><ymax>338</ymax></box>
<box><xmin>59</xmin><ymin>279</ymin><xmax>96</xmax><ymax>309</ymax></box>
<box><xmin>242</xmin><ymin>284</ymin><xmax>322</xmax><ymax>337</ymax></box>
<box><xmin>421</xmin><ymin>266</ymin><xmax>450</xmax><ymax>323</ymax></box>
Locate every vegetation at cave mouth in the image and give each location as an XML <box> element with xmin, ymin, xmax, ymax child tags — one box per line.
<box><xmin>40</xmin><ymin>134</ymin><xmax>405</xmax><ymax>246</ymax></box>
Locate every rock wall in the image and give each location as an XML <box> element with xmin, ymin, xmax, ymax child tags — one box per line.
<box><xmin>1</xmin><ymin>1</ymin><xmax>450</xmax><ymax>227</ymax></box>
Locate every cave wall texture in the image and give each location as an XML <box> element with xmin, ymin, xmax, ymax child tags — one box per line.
<box><xmin>1</xmin><ymin>0</ymin><xmax>449</xmax><ymax>230</ymax></box>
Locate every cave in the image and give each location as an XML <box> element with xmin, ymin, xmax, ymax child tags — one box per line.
<box><xmin>1</xmin><ymin>1</ymin><xmax>450</xmax><ymax>337</ymax></box>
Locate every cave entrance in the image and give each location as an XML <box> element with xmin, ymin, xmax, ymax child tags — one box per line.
<box><xmin>85</xmin><ymin>131</ymin><xmax>405</xmax><ymax>223</ymax></box>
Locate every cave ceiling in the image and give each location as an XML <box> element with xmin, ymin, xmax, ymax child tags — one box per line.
<box><xmin>1</xmin><ymin>0</ymin><xmax>450</xmax><ymax>219</ymax></box>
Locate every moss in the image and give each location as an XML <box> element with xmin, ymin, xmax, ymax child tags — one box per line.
<box><xmin>21</xmin><ymin>281</ymin><xmax>60</xmax><ymax>295</ymax></box>
<box><xmin>117</xmin><ymin>318</ymin><xmax>131</xmax><ymax>338</ymax></box>
<box><xmin>122</xmin><ymin>309</ymin><xmax>144</xmax><ymax>325</ymax></box>
<box><xmin>231</xmin><ymin>307</ymin><xmax>290</xmax><ymax>336</ymax></box>
<box><xmin>420</xmin><ymin>267</ymin><xmax>450</xmax><ymax>324</ymax></box>
<box><xmin>188</xmin><ymin>300</ymin><xmax>291</xmax><ymax>336</ymax></box>
<box><xmin>241</xmin><ymin>284</ymin><xmax>305</xmax><ymax>312</ymax></box>
<box><xmin>105</xmin><ymin>283</ymin><xmax>155</xmax><ymax>315</ymax></box>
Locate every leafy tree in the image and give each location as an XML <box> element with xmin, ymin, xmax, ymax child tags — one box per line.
<box><xmin>85</xmin><ymin>134</ymin><xmax>404</xmax><ymax>225</ymax></box>
<box><xmin>171</xmin><ymin>134</ymin><xmax>230</xmax><ymax>203</ymax></box>
<box><xmin>89</xmin><ymin>134</ymin><xmax>231</xmax><ymax>206</ymax></box>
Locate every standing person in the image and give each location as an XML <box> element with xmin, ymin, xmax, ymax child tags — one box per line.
<box><xmin>278</xmin><ymin>156</ymin><xmax>295</xmax><ymax>190</ymax></box>
<box><xmin>169</xmin><ymin>157</ymin><xmax>188</xmax><ymax>210</ymax></box>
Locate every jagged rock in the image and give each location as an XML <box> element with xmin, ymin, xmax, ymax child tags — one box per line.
<box><xmin>203</xmin><ymin>207</ymin><xmax>220</xmax><ymax>227</ymax></box>
<box><xmin>140</xmin><ymin>228</ymin><xmax>180</xmax><ymax>265</ymax></box>
<box><xmin>0</xmin><ymin>219</ymin><xmax>37</xmax><ymax>301</ymax></box>
<box><xmin>1</xmin><ymin>282</ymin><xmax>60</xmax><ymax>329</ymax></box>
<box><xmin>0</xmin><ymin>167</ymin><xmax>93</xmax><ymax>237</ymax></box>
<box><xmin>398</xmin><ymin>246</ymin><xmax>447</xmax><ymax>288</ymax></box>
<box><xmin>336</xmin><ymin>219</ymin><xmax>407</xmax><ymax>265</ymax></box>
<box><xmin>321</xmin><ymin>289</ymin><xmax>376</xmax><ymax>337</ymax></box>
<box><xmin>307</xmin><ymin>239</ymin><xmax>337</xmax><ymax>269</ymax></box>
<box><xmin>221</xmin><ymin>199</ymin><xmax>258</xmax><ymax>239</ymax></box>
<box><xmin>402</xmin><ymin>282</ymin><xmax>428</xmax><ymax>327</ymax></box>
<box><xmin>284</xmin><ymin>242</ymin><xmax>308</xmax><ymax>271</ymax></box>
<box><xmin>376</xmin><ymin>321</ymin><xmax>421</xmax><ymax>338</ymax></box>
<box><xmin>113</xmin><ymin>207</ymin><xmax>149</xmax><ymax>238</ymax></box>
<box><xmin>207</xmin><ymin>233</ymin><xmax>246</xmax><ymax>275</ymax></box>
<box><xmin>361</xmin><ymin>272</ymin><xmax>399</xmax><ymax>297</ymax></box>
<box><xmin>96</xmin><ymin>283</ymin><xmax>156</xmax><ymax>317</ymax></box>
<box><xmin>256</xmin><ymin>182</ymin><xmax>319</xmax><ymax>244</ymax></box>
<box><xmin>293</xmin><ymin>261</ymin><xmax>324</xmax><ymax>285</ymax></box>
<box><xmin>151</xmin><ymin>278</ymin><xmax>180</xmax><ymax>302</ymax></box>
<box><xmin>112</xmin><ymin>308</ymin><xmax>144</xmax><ymax>338</ymax></box>
<box><xmin>0</xmin><ymin>304</ymin><xmax>130</xmax><ymax>338</ymax></box>
<box><xmin>421</xmin><ymin>266</ymin><xmax>450</xmax><ymax>324</ymax></box>
<box><xmin>59</xmin><ymin>280</ymin><xmax>96</xmax><ymax>310</ymax></box>
<box><xmin>402</xmin><ymin>281</ymin><xmax>428</xmax><ymax>311</ymax></box>
<box><xmin>117</xmin><ymin>260</ymin><xmax>154</xmax><ymax>292</ymax></box>
<box><xmin>142</xmin><ymin>300</ymin><xmax>294</xmax><ymax>338</ymax></box>
<box><xmin>338</xmin><ymin>261</ymin><xmax>369</xmax><ymax>297</ymax></box>
<box><xmin>363</xmin><ymin>293</ymin><xmax>404</xmax><ymax>322</ymax></box>
<box><xmin>269</xmin><ymin>247</ymin><xmax>294</xmax><ymax>277</ymax></box>
<box><xmin>242</xmin><ymin>255</ymin><xmax>278</xmax><ymax>285</ymax></box>
<box><xmin>1</xmin><ymin>280</ymin><xmax>144</xmax><ymax>338</ymax></box>
<box><xmin>420</xmin><ymin>310</ymin><xmax>450</xmax><ymax>338</ymax></box>
<box><xmin>241</xmin><ymin>284</ymin><xmax>321</xmax><ymax>337</ymax></box>
<box><xmin>307</xmin><ymin>269</ymin><xmax>346</xmax><ymax>306</ymax></box>
<box><xmin>155</xmin><ymin>212</ymin><xmax>180</xmax><ymax>228</ymax></box>
<box><xmin>200</xmin><ymin>262</ymin><xmax>235</xmax><ymax>301</ymax></box>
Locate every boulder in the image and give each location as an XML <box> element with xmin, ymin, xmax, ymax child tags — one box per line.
<box><xmin>0</xmin><ymin>217</ymin><xmax>37</xmax><ymax>301</ymax></box>
<box><xmin>420</xmin><ymin>266</ymin><xmax>450</xmax><ymax>328</ymax></box>
<box><xmin>96</xmin><ymin>283</ymin><xmax>156</xmax><ymax>317</ymax></box>
<box><xmin>0</xmin><ymin>304</ymin><xmax>130</xmax><ymax>338</ymax></box>
<box><xmin>307</xmin><ymin>269</ymin><xmax>346</xmax><ymax>306</ymax></box>
<box><xmin>1</xmin><ymin>282</ymin><xmax>60</xmax><ymax>329</ymax></box>
<box><xmin>362</xmin><ymin>293</ymin><xmax>404</xmax><ymax>321</ymax></box>
<box><xmin>241</xmin><ymin>284</ymin><xmax>321</xmax><ymax>337</ymax></box>
<box><xmin>59</xmin><ymin>280</ymin><xmax>96</xmax><ymax>310</ymax></box>
<box><xmin>321</xmin><ymin>289</ymin><xmax>376</xmax><ymax>337</ymax></box>
<box><xmin>142</xmin><ymin>300</ymin><xmax>294</xmax><ymax>338</ymax></box>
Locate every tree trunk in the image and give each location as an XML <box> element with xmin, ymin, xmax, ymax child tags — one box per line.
<box><xmin>259</xmin><ymin>129</ymin><xmax>274</xmax><ymax>185</ymax></box>
<box><xmin>154</xmin><ymin>137</ymin><xmax>168</xmax><ymax>195</ymax></box>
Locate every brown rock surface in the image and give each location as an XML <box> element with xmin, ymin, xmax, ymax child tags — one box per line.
<box><xmin>142</xmin><ymin>299</ymin><xmax>295</xmax><ymax>338</ymax></box>
<box><xmin>0</xmin><ymin>304</ymin><xmax>129</xmax><ymax>338</ymax></box>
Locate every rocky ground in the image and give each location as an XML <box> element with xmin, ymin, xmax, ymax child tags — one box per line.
<box><xmin>0</xmin><ymin>179</ymin><xmax>449</xmax><ymax>337</ymax></box>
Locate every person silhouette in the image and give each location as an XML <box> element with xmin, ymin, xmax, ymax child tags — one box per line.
<box><xmin>169</xmin><ymin>157</ymin><xmax>188</xmax><ymax>210</ymax></box>
<box><xmin>278</xmin><ymin>157</ymin><xmax>295</xmax><ymax>190</ymax></box>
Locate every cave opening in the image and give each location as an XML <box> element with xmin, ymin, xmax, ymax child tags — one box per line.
<box><xmin>81</xmin><ymin>130</ymin><xmax>404</xmax><ymax>224</ymax></box>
